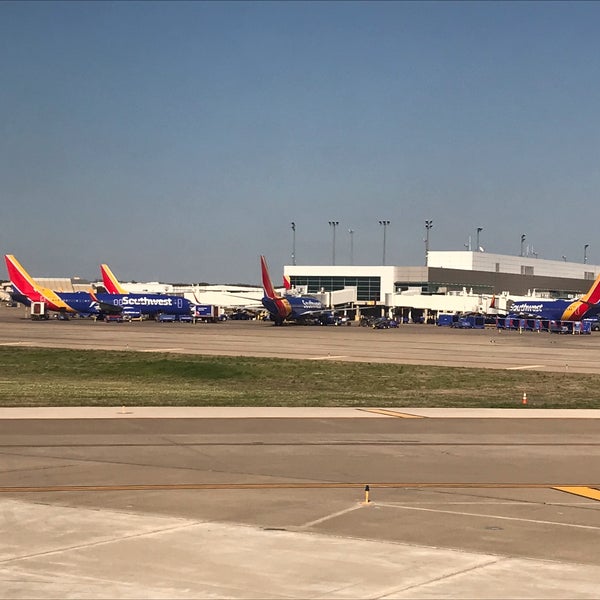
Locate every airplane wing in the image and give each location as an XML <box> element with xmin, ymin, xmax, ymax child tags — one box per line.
<box><xmin>89</xmin><ymin>291</ymin><xmax>122</xmax><ymax>315</ymax></box>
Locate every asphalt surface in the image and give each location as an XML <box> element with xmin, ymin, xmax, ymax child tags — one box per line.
<box><xmin>1</xmin><ymin>305</ymin><xmax>600</xmax><ymax>597</ymax></box>
<box><xmin>3</xmin><ymin>304</ymin><xmax>600</xmax><ymax>373</ymax></box>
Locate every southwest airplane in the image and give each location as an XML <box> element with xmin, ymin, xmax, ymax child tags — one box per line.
<box><xmin>260</xmin><ymin>255</ymin><xmax>325</xmax><ymax>325</ymax></box>
<box><xmin>93</xmin><ymin>263</ymin><xmax>196</xmax><ymax>317</ymax></box>
<box><xmin>508</xmin><ymin>271</ymin><xmax>600</xmax><ymax>321</ymax></box>
<box><xmin>4</xmin><ymin>255</ymin><xmax>196</xmax><ymax>318</ymax></box>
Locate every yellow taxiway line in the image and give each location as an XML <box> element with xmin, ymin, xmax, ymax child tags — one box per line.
<box><xmin>553</xmin><ymin>486</ymin><xmax>600</xmax><ymax>501</ymax></box>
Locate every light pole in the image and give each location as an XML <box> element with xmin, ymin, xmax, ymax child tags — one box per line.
<box><xmin>424</xmin><ymin>220</ymin><xmax>433</xmax><ymax>265</ymax></box>
<box><xmin>328</xmin><ymin>221</ymin><xmax>339</xmax><ymax>264</ymax></box>
<box><xmin>378</xmin><ymin>220</ymin><xmax>390</xmax><ymax>265</ymax></box>
<box><xmin>584</xmin><ymin>244</ymin><xmax>590</xmax><ymax>264</ymax></box>
<box><xmin>348</xmin><ymin>229</ymin><xmax>355</xmax><ymax>265</ymax></box>
<box><xmin>476</xmin><ymin>227</ymin><xmax>483</xmax><ymax>252</ymax></box>
<box><xmin>290</xmin><ymin>222</ymin><xmax>296</xmax><ymax>266</ymax></box>
<box><xmin>520</xmin><ymin>234</ymin><xmax>526</xmax><ymax>257</ymax></box>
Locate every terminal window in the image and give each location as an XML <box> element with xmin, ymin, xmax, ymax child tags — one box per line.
<box><xmin>290</xmin><ymin>275</ymin><xmax>381</xmax><ymax>302</ymax></box>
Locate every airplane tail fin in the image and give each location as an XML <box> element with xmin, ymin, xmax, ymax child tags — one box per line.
<box><xmin>581</xmin><ymin>272</ymin><xmax>600</xmax><ymax>305</ymax></box>
<box><xmin>100</xmin><ymin>264</ymin><xmax>129</xmax><ymax>294</ymax></box>
<box><xmin>4</xmin><ymin>254</ymin><xmax>75</xmax><ymax>312</ymax></box>
<box><xmin>283</xmin><ymin>274</ymin><xmax>291</xmax><ymax>290</ymax></box>
<box><xmin>260</xmin><ymin>255</ymin><xmax>278</xmax><ymax>299</ymax></box>
<box><xmin>4</xmin><ymin>255</ymin><xmax>42</xmax><ymax>297</ymax></box>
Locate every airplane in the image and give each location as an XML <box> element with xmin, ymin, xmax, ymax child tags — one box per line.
<box><xmin>100</xmin><ymin>263</ymin><xmax>201</xmax><ymax>316</ymax></box>
<box><xmin>260</xmin><ymin>255</ymin><xmax>326</xmax><ymax>325</ymax></box>
<box><xmin>4</xmin><ymin>255</ymin><xmax>196</xmax><ymax>319</ymax></box>
<box><xmin>507</xmin><ymin>272</ymin><xmax>600</xmax><ymax>321</ymax></box>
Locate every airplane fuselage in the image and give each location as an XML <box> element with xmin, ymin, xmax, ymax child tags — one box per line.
<box><xmin>25</xmin><ymin>291</ymin><xmax>194</xmax><ymax>316</ymax></box>
<box><xmin>509</xmin><ymin>298</ymin><xmax>600</xmax><ymax>321</ymax></box>
<box><xmin>261</xmin><ymin>294</ymin><xmax>324</xmax><ymax>323</ymax></box>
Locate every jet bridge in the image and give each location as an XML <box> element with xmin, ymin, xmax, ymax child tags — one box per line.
<box><xmin>315</xmin><ymin>287</ymin><xmax>357</xmax><ymax>308</ymax></box>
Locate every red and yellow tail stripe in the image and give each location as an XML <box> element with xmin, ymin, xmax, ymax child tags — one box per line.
<box><xmin>260</xmin><ymin>255</ymin><xmax>278</xmax><ymax>300</ymax></box>
<box><xmin>261</xmin><ymin>255</ymin><xmax>292</xmax><ymax>319</ymax></box>
<box><xmin>561</xmin><ymin>272</ymin><xmax>600</xmax><ymax>320</ymax></box>
<box><xmin>100</xmin><ymin>264</ymin><xmax>129</xmax><ymax>294</ymax></box>
<box><xmin>4</xmin><ymin>255</ymin><xmax>75</xmax><ymax>312</ymax></box>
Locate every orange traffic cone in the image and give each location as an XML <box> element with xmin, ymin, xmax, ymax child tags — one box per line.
<box><xmin>522</xmin><ymin>392</ymin><xmax>528</xmax><ymax>406</ymax></box>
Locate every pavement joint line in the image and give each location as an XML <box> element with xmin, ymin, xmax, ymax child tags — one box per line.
<box><xmin>357</xmin><ymin>408</ymin><xmax>425</xmax><ymax>419</ymax></box>
<box><xmin>379</xmin><ymin>557</ymin><xmax>505</xmax><ymax>598</ymax></box>
<box><xmin>373</xmin><ymin>502</ymin><xmax>600</xmax><ymax>530</ymax></box>
<box><xmin>553</xmin><ymin>486</ymin><xmax>600</xmax><ymax>502</ymax></box>
<box><xmin>0</xmin><ymin>521</ymin><xmax>198</xmax><ymax>565</ymax></box>
<box><xmin>308</xmin><ymin>355</ymin><xmax>347</xmax><ymax>360</ymax></box>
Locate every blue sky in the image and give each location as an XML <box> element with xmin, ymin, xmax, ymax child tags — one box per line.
<box><xmin>2</xmin><ymin>1</ymin><xmax>600</xmax><ymax>284</ymax></box>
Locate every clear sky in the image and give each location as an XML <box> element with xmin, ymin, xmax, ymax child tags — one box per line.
<box><xmin>2</xmin><ymin>1</ymin><xmax>600</xmax><ymax>284</ymax></box>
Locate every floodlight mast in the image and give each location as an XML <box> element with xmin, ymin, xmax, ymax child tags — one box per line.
<box><xmin>425</xmin><ymin>220</ymin><xmax>433</xmax><ymax>265</ymax></box>
<box><xmin>378</xmin><ymin>220</ymin><xmax>390</xmax><ymax>265</ymax></box>
<box><xmin>290</xmin><ymin>222</ymin><xmax>296</xmax><ymax>266</ymax></box>
<box><xmin>328</xmin><ymin>221</ymin><xmax>339</xmax><ymax>264</ymax></box>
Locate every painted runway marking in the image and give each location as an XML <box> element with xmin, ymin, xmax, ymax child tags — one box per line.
<box><xmin>375</xmin><ymin>502</ymin><xmax>600</xmax><ymax>531</ymax></box>
<box><xmin>358</xmin><ymin>408</ymin><xmax>425</xmax><ymax>419</ymax></box>
<box><xmin>299</xmin><ymin>505</ymin><xmax>365</xmax><ymax>529</ymax></box>
<box><xmin>507</xmin><ymin>365</ymin><xmax>545</xmax><ymax>370</ymax></box>
<box><xmin>553</xmin><ymin>486</ymin><xmax>600</xmax><ymax>502</ymax></box>
<box><xmin>138</xmin><ymin>348</ymin><xmax>184</xmax><ymax>353</ymax></box>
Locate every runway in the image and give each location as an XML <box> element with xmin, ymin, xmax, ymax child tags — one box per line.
<box><xmin>2</xmin><ymin>413</ymin><xmax>600</xmax><ymax>598</ymax></box>
<box><xmin>1</xmin><ymin>306</ymin><xmax>600</xmax><ymax>597</ymax></box>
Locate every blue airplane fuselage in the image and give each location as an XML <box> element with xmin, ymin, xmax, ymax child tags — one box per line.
<box><xmin>508</xmin><ymin>299</ymin><xmax>600</xmax><ymax>321</ymax></box>
<box><xmin>261</xmin><ymin>293</ymin><xmax>324</xmax><ymax>323</ymax></box>
<box><xmin>25</xmin><ymin>291</ymin><xmax>194</xmax><ymax>316</ymax></box>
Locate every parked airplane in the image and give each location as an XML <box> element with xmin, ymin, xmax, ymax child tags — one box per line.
<box><xmin>4</xmin><ymin>255</ymin><xmax>196</xmax><ymax>319</ymax></box>
<box><xmin>508</xmin><ymin>272</ymin><xmax>600</xmax><ymax>321</ymax></box>
<box><xmin>260</xmin><ymin>255</ymin><xmax>325</xmax><ymax>325</ymax></box>
<box><xmin>100</xmin><ymin>264</ymin><xmax>199</xmax><ymax>315</ymax></box>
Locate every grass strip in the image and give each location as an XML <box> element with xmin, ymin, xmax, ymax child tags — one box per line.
<box><xmin>0</xmin><ymin>346</ymin><xmax>599</xmax><ymax>408</ymax></box>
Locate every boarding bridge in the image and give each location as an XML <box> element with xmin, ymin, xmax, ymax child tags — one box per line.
<box><xmin>315</xmin><ymin>287</ymin><xmax>357</xmax><ymax>308</ymax></box>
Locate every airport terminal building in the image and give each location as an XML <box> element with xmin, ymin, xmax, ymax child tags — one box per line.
<box><xmin>285</xmin><ymin>251</ymin><xmax>600</xmax><ymax>318</ymax></box>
